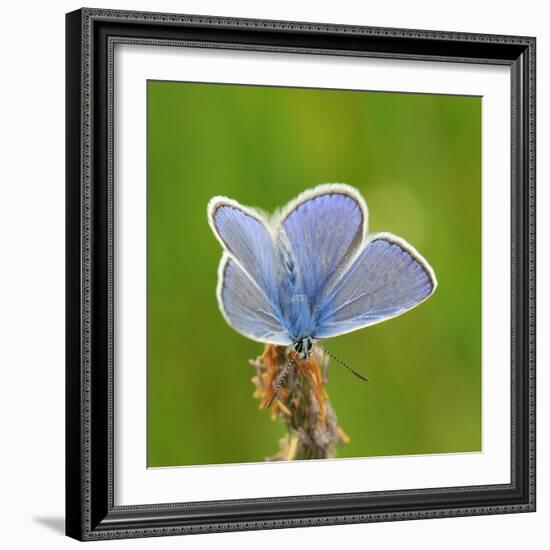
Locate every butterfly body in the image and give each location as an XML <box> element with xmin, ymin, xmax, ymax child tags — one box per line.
<box><xmin>208</xmin><ymin>184</ymin><xmax>437</xmax><ymax>351</ymax></box>
<box><xmin>272</xmin><ymin>227</ymin><xmax>316</xmax><ymax>344</ymax></box>
<box><xmin>293</xmin><ymin>336</ymin><xmax>314</xmax><ymax>360</ymax></box>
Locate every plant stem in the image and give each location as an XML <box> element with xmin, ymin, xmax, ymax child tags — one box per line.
<box><xmin>250</xmin><ymin>344</ymin><xmax>350</xmax><ymax>460</ymax></box>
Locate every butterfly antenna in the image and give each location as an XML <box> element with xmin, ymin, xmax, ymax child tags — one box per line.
<box><xmin>318</xmin><ymin>345</ymin><xmax>369</xmax><ymax>382</ymax></box>
<box><xmin>267</xmin><ymin>356</ymin><xmax>294</xmax><ymax>408</ymax></box>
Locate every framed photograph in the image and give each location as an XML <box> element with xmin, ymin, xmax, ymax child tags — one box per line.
<box><xmin>66</xmin><ymin>8</ymin><xmax>536</xmax><ymax>541</ymax></box>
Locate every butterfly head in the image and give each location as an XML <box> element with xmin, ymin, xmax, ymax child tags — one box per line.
<box><xmin>293</xmin><ymin>336</ymin><xmax>313</xmax><ymax>360</ymax></box>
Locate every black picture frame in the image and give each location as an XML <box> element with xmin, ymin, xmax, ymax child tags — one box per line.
<box><xmin>66</xmin><ymin>7</ymin><xmax>536</xmax><ymax>541</ymax></box>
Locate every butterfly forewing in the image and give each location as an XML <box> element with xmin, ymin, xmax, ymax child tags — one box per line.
<box><xmin>281</xmin><ymin>185</ymin><xmax>367</xmax><ymax>302</ymax></box>
<box><xmin>209</xmin><ymin>199</ymin><xmax>278</xmax><ymax>303</ymax></box>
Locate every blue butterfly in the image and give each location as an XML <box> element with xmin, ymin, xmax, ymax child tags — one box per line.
<box><xmin>208</xmin><ymin>184</ymin><xmax>437</xmax><ymax>362</ymax></box>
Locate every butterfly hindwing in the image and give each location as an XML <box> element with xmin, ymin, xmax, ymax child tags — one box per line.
<box><xmin>313</xmin><ymin>233</ymin><xmax>437</xmax><ymax>339</ymax></box>
<box><xmin>217</xmin><ymin>254</ymin><xmax>291</xmax><ymax>345</ymax></box>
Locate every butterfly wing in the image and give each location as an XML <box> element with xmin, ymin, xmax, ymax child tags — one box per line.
<box><xmin>280</xmin><ymin>184</ymin><xmax>367</xmax><ymax>301</ymax></box>
<box><xmin>208</xmin><ymin>196</ymin><xmax>279</xmax><ymax>301</ymax></box>
<box><xmin>217</xmin><ymin>254</ymin><xmax>291</xmax><ymax>345</ymax></box>
<box><xmin>208</xmin><ymin>197</ymin><xmax>289</xmax><ymax>344</ymax></box>
<box><xmin>313</xmin><ymin>233</ymin><xmax>437</xmax><ymax>339</ymax></box>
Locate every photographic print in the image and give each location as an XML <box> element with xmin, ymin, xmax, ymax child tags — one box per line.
<box><xmin>146</xmin><ymin>81</ymin><xmax>481</xmax><ymax>468</ymax></box>
<box><xmin>66</xmin><ymin>9</ymin><xmax>535</xmax><ymax>539</ymax></box>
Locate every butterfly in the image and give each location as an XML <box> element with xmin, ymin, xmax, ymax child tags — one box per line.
<box><xmin>207</xmin><ymin>183</ymin><xmax>437</xmax><ymax>366</ymax></box>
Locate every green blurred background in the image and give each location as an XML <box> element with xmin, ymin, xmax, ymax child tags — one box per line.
<box><xmin>147</xmin><ymin>80</ymin><xmax>481</xmax><ymax>467</ymax></box>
